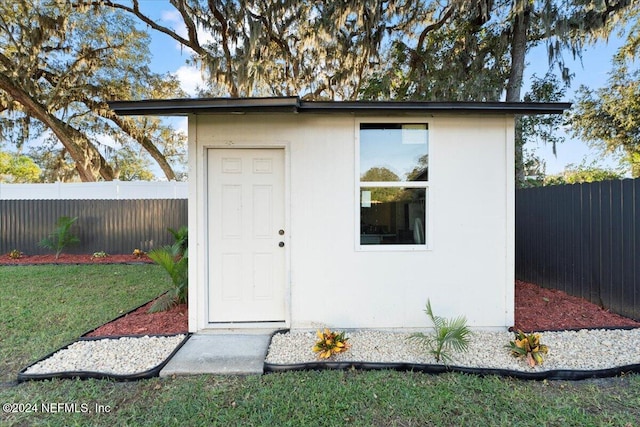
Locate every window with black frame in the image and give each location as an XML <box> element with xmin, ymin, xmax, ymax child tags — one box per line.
<box><xmin>359</xmin><ymin>123</ymin><xmax>428</xmax><ymax>247</ymax></box>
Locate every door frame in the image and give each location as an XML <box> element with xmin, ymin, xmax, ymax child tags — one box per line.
<box><xmin>203</xmin><ymin>142</ymin><xmax>291</xmax><ymax>330</ymax></box>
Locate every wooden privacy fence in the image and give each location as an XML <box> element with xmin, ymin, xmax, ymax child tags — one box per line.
<box><xmin>516</xmin><ymin>178</ymin><xmax>640</xmax><ymax>321</ymax></box>
<box><xmin>0</xmin><ymin>199</ymin><xmax>187</xmax><ymax>255</ymax></box>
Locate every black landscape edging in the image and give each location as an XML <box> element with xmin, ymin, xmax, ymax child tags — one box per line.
<box><xmin>8</xmin><ymin>292</ymin><xmax>184</xmax><ymax>386</ymax></box>
<box><xmin>263</xmin><ymin>329</ymin><xmax>640</xmax><ymax>381</ymax></box>
<box><xmin>17</xmin><ymin>333</ymin><xmax>191</xmax><ymax>383</ymax></box>
<box><xmin>510</xmin><ymin>325</ymin><xmax>640</xmax><ymax>333</ymax></box>
<box><xmin>264</xmin><ymin>360</ymin><xmax>640</xmax><ymax>381</ymax></box>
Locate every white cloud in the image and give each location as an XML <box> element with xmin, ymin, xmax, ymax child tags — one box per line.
<box><xmin>160</xmin><ymin>9</ymin><xmax>188</xmax><ymax>40</ymax></box>
<box><xmin>174</xmin><ymin>117</ymin><xmax>188</xmax><ymax>134</ymax></box>
<box><xmin>173</xmin><ymin>65</ymin><xmax>207</xmax><ymax>96</ymax></box>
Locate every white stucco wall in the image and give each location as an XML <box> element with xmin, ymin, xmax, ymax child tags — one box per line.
<box><xmin>188</xmin><ymin>113</ymin><xmax>514</xmax><ymax>331</ymax></box>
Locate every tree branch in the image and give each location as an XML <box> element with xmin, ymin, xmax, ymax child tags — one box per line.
<box><xmin>98</xmin><ymin>0</ymin><xmax>207</xmax><ymax>56</ymax></box>
<box><xmin>407</xmin><ymin>5</ymin><xmax>457</xmax><ymax>82</ymax></box>
<box><xmin>247</xmin><ymin>10</ymin><xmax>293</xmax><ymax>78</ymax></box>
<box><xmin>0</xmin><ymin>66</ymin><xmax>114</xmax><ymax>181</ymax></box>
<box><xmin>84</xmin><ymin>97</ymin><xmax>178</xmax><ymax>181</ymax></box>
<box><xmin>416</xmin><ymin>5</ymin><xmax>455</xmax><ymax>52</ymax></box>
<box><xmin>207</xmin><ymin>0</ymin><xmax>239</xmax><ymax>97</ymax></box>
<box><xmin>46</xmin><ymin>43</ymin><xmax>124</xmax><ymax>106</ymax></box>
<box><xmin>37</xmin><ymin>68</ymin><xmax>177</xmax><ymax>180</ymax></box>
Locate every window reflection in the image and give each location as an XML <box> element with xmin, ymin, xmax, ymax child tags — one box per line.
<box><xmin>360</xmin><ymin>188</ymin><xmax>426</xmax><ymax>245</ymax></box>
<box><xmin>360</xmin><ymin>124</ymin><xmax>428</xmax><ymax>182</ymax></box>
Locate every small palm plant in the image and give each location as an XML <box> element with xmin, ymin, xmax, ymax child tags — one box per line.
<box><xmin>38</xmin><ymin>216</ymin><xmax>80</xmax><ymax>259</ymax></box>
<box><xmin>409</xmin><ymin>299</ymin><xmax>471</xmax><ymax>364</ymax></box>
<box><xmin>167</xmin><ymin>226</ymin><xmax>188</xmax><ymax>254</ymax></box>
<box><xmin>147</xmin><ymin>227</ymin><xmax>188</xmax><ymax>313</ymax></box>
<box><xmin>147</xmin><ymin>242</ymin><xmax>188</xmax><ymax>313</ymax></box>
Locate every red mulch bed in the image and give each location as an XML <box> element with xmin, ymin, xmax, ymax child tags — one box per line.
<box><xmin>513</xmin><ymin>280</ymin><xmax>640</xmax><ymax>331</ymax></box>
<box><xmin>1</xmin><ymin>253</ymin><xmax>153</xmax><ymax>265</ymax></box>
<box><xmin>85</xmin><ymin>300</ymin><xmax>188</xmax><ymax>337</ymax></box>
<box><xmin>3</xmin><ymin>253</ymin><xmax>640</xmax><ymax>336</ymax></box>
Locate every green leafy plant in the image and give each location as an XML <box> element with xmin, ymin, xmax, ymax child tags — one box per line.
<box><xmin>167</xmin><ymin>226</ymin><xmax>188</xmax><ymax>255</ymax></box>
<box><xmin>409</xmin><ymin>299</ymin><xmax>471</xmax><ymax>364</ymax></box>
<box><xmin>91</xmin><ymin>251</ymin><xmax>109</xmax><ymax>259</ymax></box>
<box><xmin>507</xmin><ymin>330</ymin><xmax>549</xmax><ymax>367</ymax></box>
<box><xmin>312</xmin><ymin>328</ymin><xmax>351</xmax><ymax>359</ymax></box>
<box><xmin>147</xmin><ymin>225</ymin><xmax>188</xmax><ymax>313</ymax></box>
<box><xmin>147</xmin><ymin>243</ymin><xmax>188</xmax><ymax>313</ymax></box>
<box><xmin>8</xmin><ymin>249</ymin><xmax>23</xmax><ymax>259</ymax></box>
<box><xmin>37</xmin><ymin>216</ymin><xmax>80</xmax><ymax>259</ymax></box>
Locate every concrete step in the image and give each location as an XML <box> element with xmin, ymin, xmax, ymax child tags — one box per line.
<box><xmin>160</xmin><ymin>333</ymin><xmax>273</xmax><ymax>376</ymax></box>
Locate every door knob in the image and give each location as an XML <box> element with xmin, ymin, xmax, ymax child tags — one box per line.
<box><xmin>279</xmin><ymin>241</ymin><xmax>285</xmax><ymax>247</ymax></box>
<box><xmin>279</xmin><ymin>229</ymin><xmax>285</xmax><ymax>235</ymax></box>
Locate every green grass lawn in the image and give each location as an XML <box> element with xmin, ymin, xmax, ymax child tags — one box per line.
<box><xmin>1</xmin><ymin>265</ymin><xmax>640</xmax><ymax>426</ymax></box>
<box><xmin>0</xmin><ymin>264</ymin><xmax>171</xmax><ymax>383</ymax></box>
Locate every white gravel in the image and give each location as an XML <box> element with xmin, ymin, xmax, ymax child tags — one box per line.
<box><xmin>22</xmin><ymin>329</ymin><xmax>640</xmax><ymax>377</ymax></box>
<box><xmin>266</xmin><ymin>329</ymin><xmax>640</xmax><ymax>372</ymax></box>
<box><xmin>24</xmin><ymin>335</ymin><xmax>186</xmax><ymax>376</ymax></box>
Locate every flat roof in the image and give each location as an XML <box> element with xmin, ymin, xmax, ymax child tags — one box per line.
<box><xmin>108</xmin><ymin>96</ymin><xmax>571</xmax><ymax>116</ymax></box>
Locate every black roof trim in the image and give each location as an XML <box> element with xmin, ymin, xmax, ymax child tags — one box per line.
<box><xmin>108</xmin><ymin>96</ymin><xmax>571</xmax><ymax>116</ymax></box>
<box><xmin>108</xmin><ymin>96</ymin><xmax>300</xmax><ymax>115</ymax></box>
<box><xmin>301</xmin><ymin>100</ymin><xmax>571</xmax><ymax>114</ymax></box>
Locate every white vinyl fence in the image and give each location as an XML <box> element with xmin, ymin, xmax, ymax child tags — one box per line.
<box><xmin>0</xmin><ymin>181</ymin><xmax>188</xmax><ymax>200</ymax></box>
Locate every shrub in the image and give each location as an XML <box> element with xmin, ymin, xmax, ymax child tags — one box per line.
<box><xmin>507</xmin><ymin>330</ymin><xmax>549</xmax><ymax>367</ymax></box>
<box><xmin>409</xmin><ymin>299</ymin><xmax>471</xmax><ymax>364</ymax></box>
<box><xmin>312</xmin><ymin>329</ymin><xmax>351</xmax><ymax>359</ymax></box>
<box><xmin>8</xmin><ymin>249</ymin><xmax>22</xmax><ymax>259</ymax></box>
<box><xmin>91</xmin><ymin>251</ymin><xmax>109</xmax><ymax>259</ymax></box>
<box><xmin>132</xmin><ymin>248</ymin><xmax>146</xmax><ymax>258</ymax></box>
<box><xmin>147</xmin><ymin>243</ymin><xmax>188</xmax><ymax>313</ymax></box>
<box><xmin>37</xmin><ymin>216</ymin><xmax>80</xmax><ymax>259</ymax></box>
<box><xmin>168</xmin><ymin>226</ymin><xmax>188</xmax><ymax>255</ymax></box>
<box><xmin>147</xmin><ymin>227</ymin><xmax>188</xmax><ymax>313</ymax></box>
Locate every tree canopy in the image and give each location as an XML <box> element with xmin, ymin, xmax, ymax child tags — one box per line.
<box><xmin>543</xmin><ymin>161</ymin><xmax>624</xmax><ymax>185</ymax></box>
<box><xmin>1</xmin><ymin>0</ymin><xmax>637</xmax><ymax>182</ymax></box>
<box><xmin>0</xmin><ymin>150</ymin><xmax>41</xmax><ymax>183</ymax></box>
<box><xmin>102</xmin><ymin>0</ymin><xmax>635</xmax><ymax>186</ymax></box>
<box><xmin>103</xmin><ymin>1</ymin><xmax>633</xmax><ymax>100</ymax></box>
<box><xmin>570</xmin><ymin>7</ymin><xmax>640</xmax><ymax>177</ymax></box>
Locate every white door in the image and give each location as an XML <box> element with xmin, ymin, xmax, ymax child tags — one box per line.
<box><xmin>207</xmin><ymin>148</ymin><xmax>286</xmax><ymax>323</ymax></box>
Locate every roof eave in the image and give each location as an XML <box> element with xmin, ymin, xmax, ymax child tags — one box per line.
<box><xmin>107</xmin><ymin>96</ymin><xmax>301</xmax><ymax>116</ymax></box>
<box><xmin>107</xmin><ymin>97</ymin><xmax>571</xmax><ymax>116</ymax></box>
<box><xmin>300</xmin><ymin>101</ymin><xmax>571</xmax><ymax>115</ymax></box>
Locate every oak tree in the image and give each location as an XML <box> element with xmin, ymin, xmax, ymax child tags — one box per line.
<box><xmin>102</xmin><ymin>0</ymin><xmax>635</xmax><ymax>185</ymax></box>
<box><xmin>0</xmin><ymin>0</ymin><xmax>186</xmax><ymax>181</ymax></box>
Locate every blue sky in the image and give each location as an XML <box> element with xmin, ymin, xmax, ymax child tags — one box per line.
<box><xmin>523</xmin><ymin>39</ymin><xmax>627</xmax><ymax>175</ymax></box>
<box><xmin>136</xmin><ymin>1</ymin><xmax>627</xmax><ymax>175</ymax></box>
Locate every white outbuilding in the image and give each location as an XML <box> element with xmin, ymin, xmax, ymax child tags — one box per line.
<box><xmin>109</xmin><ymin>97</ymin><xmax>569</xmax><ymax>333</ymax></box>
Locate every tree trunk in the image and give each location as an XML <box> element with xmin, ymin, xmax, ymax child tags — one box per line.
<box><xmin>87</xmin><ymin>99</ymin><xmax>177</xmax><ymax>181</ymax></box>
<box><xmin>506</xmin><ymin>0</ymin><xmax>531</xmax><ymax>188</ymax></box>
<box><xmin>0</xmin><ymin>73</ymin><xmax>115</xmax><ymax>181</ymax></box>
<box><xmin>114</xmin><ymin>117</ymin><xmax>177</xmax><ymax>181</ymax></box>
